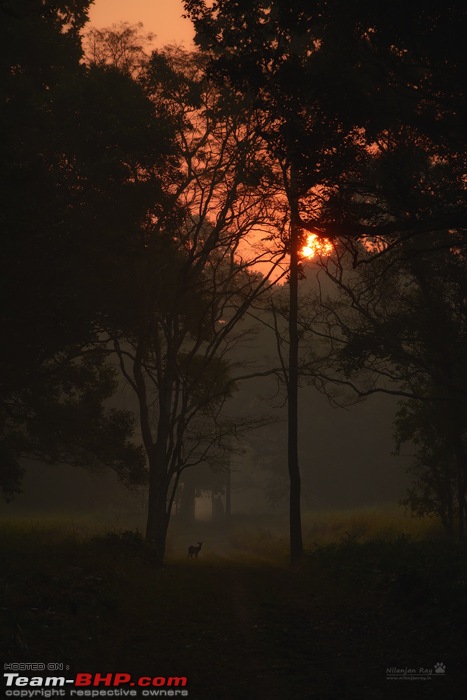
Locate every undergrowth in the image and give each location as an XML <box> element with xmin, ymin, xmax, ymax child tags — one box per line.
<box><xmin>1</xmin><ymin>509</ymin><xmax>464</xmax><ymax>698</ymax></box>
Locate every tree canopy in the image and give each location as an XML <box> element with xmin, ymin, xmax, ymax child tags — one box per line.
<box><xmin>0</xmin><ymin>2</ymin><xmax>177</xmax><ymax>498</ymax></box>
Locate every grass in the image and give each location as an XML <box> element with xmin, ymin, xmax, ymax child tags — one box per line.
<box><xmin>0</xmin><ymin>508</ymin><xmax>465</xmax><ymax>699</ymax></box>
<box><xmin>219</xmin><ymin>505</ymin><xmax>441</xmax><ymax>562</ymax></box>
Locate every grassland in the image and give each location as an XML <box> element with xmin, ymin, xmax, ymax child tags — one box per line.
<box><xmin>1</xmin><ymin>508</ymin><xmax>466</xmax><ymax>699</ymax></box>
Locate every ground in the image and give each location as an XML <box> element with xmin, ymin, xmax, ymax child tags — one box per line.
<box><xmin>1</xmin><ymin>513</ymin><xmax>466</xmax><ymax>698</ymax></box>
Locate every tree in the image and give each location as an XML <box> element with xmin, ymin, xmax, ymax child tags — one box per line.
<box><xmin>80</xmin><ymin>40</ymin><xmax>283</xmax><ymax>564</ymax></box>
<box><xmin>84</xmin><ymin>22</ymin><xmax>155</xmax><ymax>77</ymax></box>
<box><xmin>392</xmin><ymin>244</ymin><xmax>467</xmax><ymax>537</ymax></box>
<box><xmin>1</xmin><ymin>0</ymin><xmax>92</xmax><ymax>393</ymax></box>
<box><xmin>184</xmin><ymin>0</ymin><xmax>364</xmax><ymax>563</ymax></box>
<box><xmin>298</xmin><ymin>231</ymin><xmax>467</xmax><ymax>536</ymax></box>
<box><xmin>0</xmin><ymin>3</ymin><xmax>177</xmax><ymax>497</ymax></box>
<box><xmin>1</xmin><ymin>0</ymin><xmax>94</xmax><ymax>496</ymax></box>
<box><xmin>184</xmin><ymin>0</ymin><xmax>467</xmax><ymax>555</ymax></box>
<box><xmin>394</xmin><ymin>399</ymin><xmax>459</xmax><ymax>537</ymax></box>
<box><xmin>185</xmin><ymin>0</ymin><xmax>466</xmax><ymax>246</ymax></box>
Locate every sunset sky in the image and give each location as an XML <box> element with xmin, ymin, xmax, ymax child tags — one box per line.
<box><xmin>88</xmin><ymin>0</ymin><xmax>194</xmax><ymax>47</ymax></box>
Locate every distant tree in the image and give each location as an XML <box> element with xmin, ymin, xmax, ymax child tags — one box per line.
<box><xmin>394</xmin><ymin>399</ymin><xmax>459</xmax><ymax>537</ymax></box>
<box><xmin>299</xmin><ymin>231</ymin><xmax>467</xmax><ymax>536</ymax></box>
<box><xmin>84</xmin><ymin>22</ymin><xmax>155</xmax><ymax>76</ymax></box>
<box><xmin>175</xmin><ymin>457</ymin><xmax>230</xmax><ymax>524</ymax></box>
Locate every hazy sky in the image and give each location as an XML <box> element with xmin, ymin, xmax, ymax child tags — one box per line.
<box><xmin>88</xmin><ymin>0</ymin><xmax>194</xmax><ymax>47</ymax></box>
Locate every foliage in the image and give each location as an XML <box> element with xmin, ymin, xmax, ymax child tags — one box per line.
<box><xmin>183</xmin><ymin>0</ymin><xmax>363</xmax><ymax>565</ymax></box>
<box><xmin>185</xmin><ymin>0</ymin><xmax>466</xmax><ymax>243</ymax></box>
<box><xmin>0</xmin><ymin>3</ymin><xmax>176</xmax><ymax>496</ymax></box>
<box><xmin>3</xmin><ymin>352</ymin><xmax>147</xmax><ymax>488</ymax></box>
<box><xmin>183</xmin><ymin>0</ymin><xmax>466</xmax><ymax>549</ymax></box>
<box><xmin>80</xmin><ymin>33</ymin><xmax>284</xmax><ymax>563</ymax></box>
<box><xmin>84</xmin><ymin>22</ymin><xmax>155</xmax><ymax>76</ymax></box>
<box><xmin>394</xmin><ymin>400</ymin><xmax>460</xmax><ymax>535</ymax></box>
<box><xmin>301</xmin><ymin>234</ymin><xmax>467</xmax><ymax>535</ymax></box>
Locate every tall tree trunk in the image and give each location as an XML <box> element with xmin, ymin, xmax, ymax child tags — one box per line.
<box><xmin>211</xmin><ymin>489</ymin><xmax>216</xmax><ymax>520</ymax></box>
<box><xmin>446</xmin><ymin>480</ymin><xmax>454</xmax><ymax>537</ymax></box>
<box><xmin>179</xmin><ymin>475</ymin><xmax>196</xmax><ymax>525</ymax></box>
<box><xmin>446</xmin><ymin>399</ymin><xmax>466</xmax><ymax>540</ymax></box>
<box><xmin>453</xmin><ymin>437</ymin><xmax>467</xmax><ymax>540</ymax></box>
<box><xmin>145</xmin><ymin>463</ymin><xmax>170</xmax><ymax>566</ymax></box>
<box><xmin>145</xmin><ymin>381</ymin><xmax>173</xmax><ymax>566</ymax></box>
<box><xmin>225</xmin><ymin>462</ymin><xmax>231</xmax><ymax>521</ymax></box>
<box><xmin>134</xmin><ymin>341</ymin><xmax>172</xmax><ymax>565</ymax></box>
<box><xmin>288</xmin><ymin>211</ymin><xmax>303</xmax><ymax>565</ymax></box>
<box><xmin>457</xmin><ymin>466</ymin><xmax>464</xmax><ymax>540</ymax></box>
<box><xmin>212</xmin><ymin>491</ymin><xmax>225</xmax><ymax>522</ymax></box>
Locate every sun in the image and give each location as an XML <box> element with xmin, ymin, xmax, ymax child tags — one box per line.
<box><xmin>301</xmin><ymin>233</ymin><xmax>333</xmax><ymax>259</ymax></box>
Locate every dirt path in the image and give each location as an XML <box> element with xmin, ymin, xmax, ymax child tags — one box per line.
<box><xmin>228</xmin><ymin>570</ymin><xmax>287</xmax><ymax>699</ymax></box>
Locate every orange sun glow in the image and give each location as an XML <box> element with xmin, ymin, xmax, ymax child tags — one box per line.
<box><xmin>301</xmin><ymin>233</ymin><xmax>334</xmax><ymax>259</ymax></box>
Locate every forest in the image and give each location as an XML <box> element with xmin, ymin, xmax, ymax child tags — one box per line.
<box><xmin>1</xmin><ymin>1</ymin><xmax>466</xmax><ymax>698</ymax></box>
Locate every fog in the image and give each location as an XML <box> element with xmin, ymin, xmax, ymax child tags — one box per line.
<box><xmin>3</xmin><ymin>386</ymin><xmax>407</xmax><ymax>526</ymax></box>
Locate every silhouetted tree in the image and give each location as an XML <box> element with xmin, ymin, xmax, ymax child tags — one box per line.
<box><xmin>394</xmin><ymin>399</ymin><xmax>459</xmax><ymax>537</ymax></box>
<box><xmin>84</xmin><ymin>22</ymin><xmax>155</xmax><ymax>76</ymax></box>
<box><xmin>184</xmin><ymin>0</ymin><xmax>364</xmax><ymax>563</ymax></box>
<box><xmin>0</xmin><ymin>2</ymin><xmax>176</xmax><ymax>497</ymax></box>
<box><xmin>80</xmin><ymin>42</ymin><xmax>283</xmax><ymax>564</ymax></box>
<box><xmin>184</xmin><ymin>0</ymin><xmax>466</xmax><ymax>556</ymax></box>
<box><xmin>298</xmin><ymin>232</ymin><xmax>467</xmax><ymax>536</ymax></box>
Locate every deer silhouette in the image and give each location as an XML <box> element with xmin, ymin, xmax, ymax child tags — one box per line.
<box><xmin>188</xmin><ymin>541</ymin><xmax>203</xmax><ymax>558</ymax></box>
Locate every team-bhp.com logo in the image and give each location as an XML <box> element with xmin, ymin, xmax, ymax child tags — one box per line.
<box><xmin>3</xmin><ymin>672</ymin><xmax>189</xmax><ymax>697</ymax></box>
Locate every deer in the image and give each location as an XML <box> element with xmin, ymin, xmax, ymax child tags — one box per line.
<box><xmin>188</xmin><ymin>541</ymin><xmax>203</xmax><ymax>559</ymax></box>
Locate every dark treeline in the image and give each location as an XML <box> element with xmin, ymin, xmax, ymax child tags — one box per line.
<box><xmin>1</xmin><ymin>0</ymin><xmax>466</xmax><ymax>564</ymax></box>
